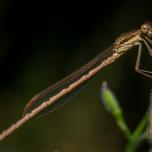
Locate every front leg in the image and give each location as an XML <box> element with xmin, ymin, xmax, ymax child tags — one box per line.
<box><xmin>135</xmin><ymin>42</ymin><xmax>152</xmax><ymax>78</ymax></box>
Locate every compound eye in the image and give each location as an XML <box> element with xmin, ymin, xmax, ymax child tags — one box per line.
<box><xmin>141</xmin><ymin>23</ymin><xmax>149</xmax><ymax>34</ymax></box>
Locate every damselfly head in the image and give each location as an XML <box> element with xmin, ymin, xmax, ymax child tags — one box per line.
<box><xmin>141</xmin><ymin>22</ymin><xmax>152</xmax><ymax>38</ymax></box>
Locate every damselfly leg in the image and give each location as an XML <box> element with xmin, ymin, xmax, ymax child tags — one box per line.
<box><xmin>135</xmin><ymin>42</ymin><xmax>152</xmax><ymax>78</ymax></box>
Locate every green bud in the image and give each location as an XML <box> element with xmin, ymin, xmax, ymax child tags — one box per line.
<box><xmin>101</xmin><ymin>81</ymin><xmax>121</xmax><ymax>116</ymax></box>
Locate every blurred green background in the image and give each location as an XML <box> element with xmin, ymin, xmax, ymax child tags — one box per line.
<box><xmin>0</xmin><ymin>0</ymin><xmax>152</xmax><ymax>152</ymax></box>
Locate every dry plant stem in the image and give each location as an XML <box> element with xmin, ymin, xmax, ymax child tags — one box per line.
<box><xmin>147</xmin><ymin>91</ymin><xmax>152</xmax><ymax>142</ymax></box>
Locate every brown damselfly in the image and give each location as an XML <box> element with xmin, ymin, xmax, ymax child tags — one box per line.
<box><xmin>0</xmin><ymin>22</ymin><xmax>152</xmax><ymax>141</ymax></box>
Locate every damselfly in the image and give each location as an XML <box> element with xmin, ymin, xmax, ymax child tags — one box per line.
<box><xmin>0</xmin><ymin>22</ymin><xmax>152</xmax><ymax>141</ymax></box>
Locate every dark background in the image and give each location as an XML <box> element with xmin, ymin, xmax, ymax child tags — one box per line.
<box><xmin>0</xmin><ymin>0</ymin><xmax>152</xmax><ymax>152</ymax></box>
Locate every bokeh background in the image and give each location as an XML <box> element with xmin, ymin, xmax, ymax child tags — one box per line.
<box><xmin>0</xmin><ymin>0</ymin><xmax>152</xmax><ymax>152</ymax></box>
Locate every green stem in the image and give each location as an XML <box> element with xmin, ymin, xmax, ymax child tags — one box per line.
<box><xmin>125</xmin><ymin>113</ymin><xmax>147</xmax><ymax>152</ymax></box>
<box><xmin>114</xmin><ymin>111</ymin><xmax>131</xmax><ymax>140</ymax></box>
